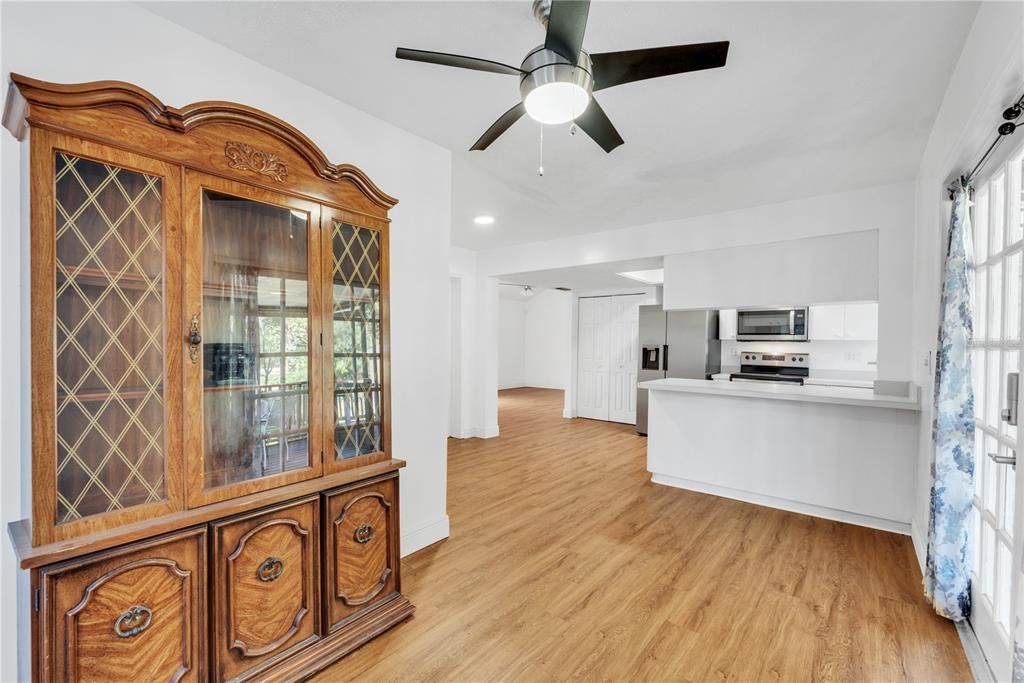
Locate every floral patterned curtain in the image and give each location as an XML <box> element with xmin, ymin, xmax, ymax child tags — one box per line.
<box><xmin>924</xmin><ymin>180</ymin><xmax>975</xmax><ymax>621</ymax></box>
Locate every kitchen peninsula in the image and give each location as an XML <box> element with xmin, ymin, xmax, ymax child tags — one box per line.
<box><xmin>640</xmin><ymin>377</ymin><xmax>920</xmax><ymax>533</ymax></box>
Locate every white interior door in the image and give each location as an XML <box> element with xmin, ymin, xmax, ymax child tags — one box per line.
<box><xmin>969</xmin><ymin>143</ymin><xmax>1023</xmax><ymax>681</ymax></box>
<box><xmin>577</xmin><ymin>296</ymin><xmax>610</xmax><ymax>420</ymax></box>
<box><xmin>608</xmin><ymin>295</ymin><xmax>642</xmax><ymax>424</ymax></box>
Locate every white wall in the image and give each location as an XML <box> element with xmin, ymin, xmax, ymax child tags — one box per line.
<box><xmin>524</xmin><ymin>289</ymin><xmax>573</xmax><ymax>390</ymax></box>
<box><xmin>499</xmin><ymin>298</ymin><xmax>527</xmax><ymax>389</ymax></box>
<box><xmin>1</xmin><ymin>4</ymin><xmax>454</xmax><ymax>680</ymax></box>
<box><xmin>908</xmin><ymin>2</ymin><xmax>1024</xmax><ymax>567</ymax></box>
<box><xmin>496</xmin><ymin>289</ymin><xmax>572</xmax><ymax>392</ymax></box>
<box><xmin>664</xmin><ymin>231</ymin><xmax>879</xmax><ymax>310</ymax></box>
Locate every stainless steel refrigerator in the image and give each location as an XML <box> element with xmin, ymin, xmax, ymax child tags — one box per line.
<box><xmin>636</xmin><ymin>307</ymin><xmax>721</xmax><ymax>435</ymax></box>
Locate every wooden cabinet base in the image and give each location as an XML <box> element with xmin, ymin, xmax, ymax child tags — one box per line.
<box><xmin>257</xmin><ymin>593</ymin><xmax>414</xmax><ymax>683</ymax></box>
<box><xmin>26</xmin><ymin>474</ymin><xmax>412</xmax><ymax>682</ymax></box>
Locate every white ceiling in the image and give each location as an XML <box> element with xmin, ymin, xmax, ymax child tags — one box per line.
<box><xmin>146</xmin><ymin>1</ymin><xmax>977</xmax><ymax>250</ymax></box>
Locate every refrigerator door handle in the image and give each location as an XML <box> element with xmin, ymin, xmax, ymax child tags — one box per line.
<box><xmin>662</xmin><ymin>345</ymin><xmax>669</xmax><ymax>372</ymax></box>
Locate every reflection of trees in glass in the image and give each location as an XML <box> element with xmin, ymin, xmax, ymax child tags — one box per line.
<box><xmin>259</xmin><ymin>317</ymin><xmax>282</xmax><ymax>353</ymax></box>
<box><xmin>258</xmin><ymin>315</ymin><xmax>307</xmax><ymax>387</ymax></box>
<box><xmin>285</xmin><ymin>317</ymin><xmax>307</xmax><ymax>353</ymax></box>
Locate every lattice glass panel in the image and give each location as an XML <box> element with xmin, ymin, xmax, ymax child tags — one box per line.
<box><xmin>331</xmin><ymin>221</ymin><xmax>383</xmax><ymax>459</ymax></box>
<box><xmin>54</xmin><ymin>153</ymin><xmax>166</xmax><ymax>523</ymax></box>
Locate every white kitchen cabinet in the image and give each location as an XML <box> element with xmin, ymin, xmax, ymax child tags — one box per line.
<box><xmin>843</xmin><ymin>303</ymin><xmax>879</xmax><ymax>340</ymax></box>
<box><xmin>810</xmin><ymin>304</ymin><xmax>847</xmax><ymax>340</ymax></box>
<box><xmin>719</xmin><ymin>309</ymin><xmax>737</xmax><ymax>340</ymax></box>
<box><xmin>809</xmin><ymin>303</ymin><xmax>878</xmax><ymax>341</ymax></box>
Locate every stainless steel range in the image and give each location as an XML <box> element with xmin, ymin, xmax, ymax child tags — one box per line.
<box><xmin>730</xmin><ymin>352</ymin><xmax>809</xmax><ymax>385</ymax></box>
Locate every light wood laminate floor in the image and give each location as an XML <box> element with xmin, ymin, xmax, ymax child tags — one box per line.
<box><xmin>315</xmin><ymin>387</ymin><xmax>971</xmax><ymax>682</ymax></box>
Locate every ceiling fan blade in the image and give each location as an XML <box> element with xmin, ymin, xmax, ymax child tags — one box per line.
<box><xmin>574</xmin><ymin>98</ymin><xmax>623</xmax><ymax>153</ymax></box>
<box><xmin>544</xmin><ymin>0</ymin><xmax>591</xmax><ymax>63</ymax></box>
<box><xmin>470</xmin><ymin>102</ymin><xmax>526</xmax><ymax>151</ymax></box>
<box><xmin>590</xmin><ymin>41</ymin><xmax>730</xmax><ymax>91</ymax></box>
<box><xmin>395</xmin><ymin>48</ymin><xmax>523</xmax><ymax>76</ymax></box>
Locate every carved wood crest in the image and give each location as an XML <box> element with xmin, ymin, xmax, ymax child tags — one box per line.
<box><xmin>224</xmin><ymin>141</ymin><xmax>289</xmax><ymax>183</ymax></box>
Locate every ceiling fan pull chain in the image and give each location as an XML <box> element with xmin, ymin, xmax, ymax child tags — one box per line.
<box><xmin>539</xmin><ymin>125</ymin><xmax>545</xmax><ymax>177</ymax></box>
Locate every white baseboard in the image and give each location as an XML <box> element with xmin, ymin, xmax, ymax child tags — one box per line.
<box><xmin>401</xmin><ymin>515</ymin><xmax>450</xmax><ymax>557</ymax></box>
<box><xmin>562</xmin><ymin>409</ymin><xmax>574</xmax><ymax>419</ymax></box>
<box><xmin>957</xmin><ymin>620</ymin><xmax>996</xmax><ymax>683</ymax></box>
<box><xmin>650</xmin><ymin>473</ymin><xmax>912</xmax><ymax>535</ymax></box>
<box><xmin>451</xmin><ymin>425</ymin><xmax>499</xmax><ymax>439</ymax></box>
<box><xmin>522</xmin><ymin>383</ymin><xmax>565</xmax><ymax>391</ymax></box>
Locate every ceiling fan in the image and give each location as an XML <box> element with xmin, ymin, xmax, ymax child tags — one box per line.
<box><xmin>395</xmin><ymin>0</ymin><xmax>729</xmax><ymax>153</ymax></box>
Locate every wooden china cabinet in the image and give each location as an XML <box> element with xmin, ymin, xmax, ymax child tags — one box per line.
<box><xmin>3</xmin><ymin>74</ymin><xmax>412</xmax><ymax>682</ymax></box>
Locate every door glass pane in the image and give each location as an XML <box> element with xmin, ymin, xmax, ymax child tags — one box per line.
<box><xmin>998</xmin><ymin>539</ymin><xmax>1013</xmax><ymax>629</ymax></box>
<box><xmin>1006</xmin><ymin>251</ymin><xmax>1022</xmax><ymax>341</ymax></box>
<box><xmin>54</xmin><ymin>153</ymin><xmax>166</xmax><ymax>523</ymax></box>
<box><xmin>976</xmin><ymin>267</ymin><xmax>988</xmax><ymax>343</ymax></box>
<box><xmin>992</xmin><ymin>173</ymin><xmax>1006</xmax><ymax>254</ymax></box>
<box><xmin>990</xmin><ymin>261</ymin><xmax>1003</xmax><ymax>340</ymax></box>
<box><xmin>201</xmin><ymin>190</ymin><xmax>310</xmax><ymax>488</ymax></box>
<box><xmin>976</xmin><ymin>187</ymin><xmax>990</xmax><ymax>261</ymax></box>
<box><xmin>331</xmin><ymin>220</ymin><xmax>383</xmax><ymax>460</ymax></box>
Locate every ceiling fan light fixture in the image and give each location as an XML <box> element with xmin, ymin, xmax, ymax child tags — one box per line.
<box><xmin>524</xmin><ymin>82</ymin><xmax>590</xmax><ymax>125</ymax></box>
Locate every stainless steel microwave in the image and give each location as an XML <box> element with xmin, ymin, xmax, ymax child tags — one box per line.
<box><xmin>736</xmin><ymin>307</ymin><xmax>808</xmax><ymax>342</ymax></box>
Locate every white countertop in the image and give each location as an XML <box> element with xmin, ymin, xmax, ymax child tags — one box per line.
<box><xmin>639</xmin><ymin>377</ymin><xmax>920</xmax><ymax>411</ymax></box>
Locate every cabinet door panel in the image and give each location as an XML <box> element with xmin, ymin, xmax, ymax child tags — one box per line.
<box><xmin>183</xmin><ymin>171</ymin><xmax>323</xmax><ymax>508</ymax></box>
<box><xmin>324</xmin><ymin>477</ymin><xmax>400</xmax><ymax>629</ymax></box>
<box><xmin>809</xmin><ymin>304</ymin><xmax>846</xmax><ymax>341</ymax></box>
<box><xmin>212</xmin><ymin>497</ymin><xmax>319</xmax><ymax>681</ymax></box>
<box><xmin>321</xmin><ymin>208</ymin><xmax>391</xmax><ymax>473</ymax></box>
<box><xmin>844</xmin><ymin>302</ymin><xmax>879</xmax><ymax>340</ymax></box>
<box><xmin>40</xmin><ymin>528</ymin><xmax>205</xmax><ymax>683</ymax></box>
<box><xmin>32</xmin><ymin>130</ymin><xmax>183</xmax><ymax>546</ymax></box>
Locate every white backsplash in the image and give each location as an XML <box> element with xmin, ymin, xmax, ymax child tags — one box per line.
<box><xmin>720</xmin><ymin>340</ymin><xmax>878</xmax><ymax>381</ymax></box>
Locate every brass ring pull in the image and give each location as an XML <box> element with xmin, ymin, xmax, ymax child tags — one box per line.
<box><xmin>354</xmin><ymin>523</ymin><xmax>375</xmax><ymax>544</ymax></box>
<box><xmin>113</xmin><ymin>605</ymin><xmax>153</xmax><ymax>638</ymax></box>
<box><xmin>257</xmin><ymin>556</ymin><xmax>285</xmax><ymax>582</ymax></box>
<box><xmin>188</xmin><ymin>314</ymin><xmax>202</xmax><ymax>364</ymax></box>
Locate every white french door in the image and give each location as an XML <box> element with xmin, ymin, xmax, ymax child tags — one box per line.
<box><xmin>970</xmin><ymin>141</ymin><xmax>1024</xmax><ymax>680</ymax></box>
<box><xmin>576</xmin><ymin>294</ymin><xmax>642</xmax><ymax>423</ymax></box>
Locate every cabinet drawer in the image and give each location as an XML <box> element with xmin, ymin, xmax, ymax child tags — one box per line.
<box><xmin>211</xmin><ymin>497</ymin><xmax>319</xmax><ymax>682</ymax></box>
<box><xmin>324</xmin><ymin>476</ymin><xmax>400</xmax><ymax>630</ymax></box>
<box><xmin>39</xmin><ymin>528</ymin><xmax>206</xmax><ymax>683</ymax></box>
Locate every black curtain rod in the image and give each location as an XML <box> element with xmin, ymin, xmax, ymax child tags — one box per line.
<box><xmin>948</xmin><ymin>90</ymin><xmax>1024</xmax><ymax>199</ymax></box>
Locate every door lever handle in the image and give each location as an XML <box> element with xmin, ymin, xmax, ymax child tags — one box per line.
<box><xmin>988</xmin><ymin>451</ymin><xmax>1017</xmax><ymax>468</ymax></box>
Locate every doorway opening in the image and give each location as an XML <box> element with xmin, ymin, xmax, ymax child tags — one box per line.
<box><xmin>496</xmin><ymin>283</ymin><xmax>573</xmax><ymax>428</ymax></box>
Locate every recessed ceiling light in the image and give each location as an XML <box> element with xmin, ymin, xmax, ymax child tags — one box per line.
<box><xmin>474</xmin><ymin>215</ymin><xmax>495</xmax><ymax>226</ymax></box>
<box><xmin>617</xmin><ymin>268</ymin><xmax>664</xmax><ymax>285</ymax></box>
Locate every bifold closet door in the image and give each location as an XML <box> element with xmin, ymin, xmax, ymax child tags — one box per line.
<box><xmin>607</xmin><ymin>295</ymin><xmax>641</xmax><ymax>424</ymax></box>
<box><xmin>576</xmin><ymin>294</ymin><xmax>643</xmax><ymax>423</ymax></box>
<box><xmin>576</xmin><ymin>297</ymin><xmax>611</xmax><ymax>420</ymax></box>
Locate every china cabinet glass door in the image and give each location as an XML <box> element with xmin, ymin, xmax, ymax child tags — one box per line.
<box><xmin>34</xmin><ymin>132</ymin><xmax>183</xmax><ymax>544</ymax></box>
<box><xmin>184</xmin><ymin>171</ymin><xmax>322</xmax><ymax>507</ymax></box>
<box><xmin>322</xmin><ymin>208</ymin><xmax>390</xmax><ymax>472</ymax></box>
